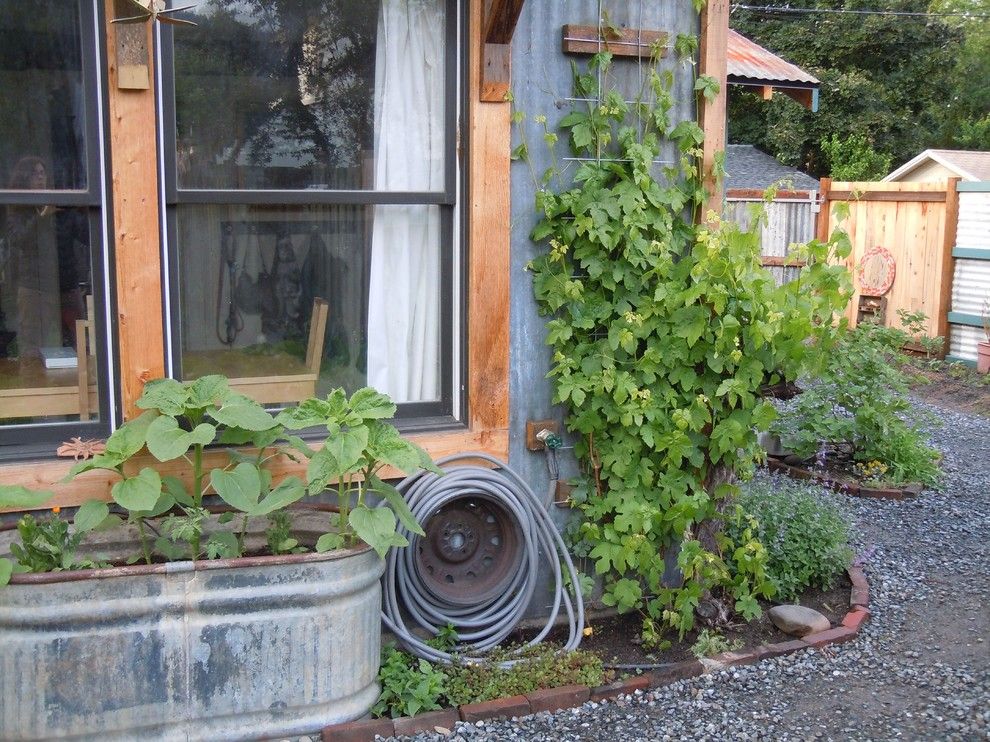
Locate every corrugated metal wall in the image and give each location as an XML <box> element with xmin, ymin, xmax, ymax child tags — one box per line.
<box><xmin>509</xmin><ymin>1</ymin><xmax>699</xmax><ymax>613</ymax></box>
<box><xmin>724</xmin><ymin>193</ymin><xmax>817</xmax><ymax>285</ymax></box>
<box><xmin>949</xmin><ymin>187</ymin><xmax>990</xmax><ymax>363</ymax></box>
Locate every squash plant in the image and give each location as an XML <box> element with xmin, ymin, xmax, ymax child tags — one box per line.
<box><xmin>0</xmin><ymin>377</ymin><xmax>437</xmax><ymax>584</ymax></box>
<box><xmin>520</xmin><ymin>51</ymin><xmax>852</xmax><ymax>636</ymax></box>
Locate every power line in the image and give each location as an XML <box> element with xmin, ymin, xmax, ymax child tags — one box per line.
<box><xmin>731</xmin><ymin>4</ymin><xmax>990</xmax><ymax>19</ymax></box>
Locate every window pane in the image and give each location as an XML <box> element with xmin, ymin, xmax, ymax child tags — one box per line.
<box><xmin>0</xmin><ymin>205</ymin><xmax>100</xmax><ymax>424</ymax></box>
<box><xmin>176</xmin><ymin>203</ymin><xmax>442</xmax><ymax>404</ymax></box>
<box><xmin>0</xmin><ymin>1</ymin><xmax>87</xmax><ymax>192</ymax></box>
<box><xmin>173</xmin><ymin>0</ymin><xmax>447</xmax><ymax>192</ymax></box>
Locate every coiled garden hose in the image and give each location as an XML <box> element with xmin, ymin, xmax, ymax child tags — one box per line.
<box><xmin>381</xmin><ymin>452</ymin><xmax>585</xmax><ymax>664</ymax></box>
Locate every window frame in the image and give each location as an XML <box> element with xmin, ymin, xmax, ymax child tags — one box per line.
<box><xmin>158</xmin><ymin>0</ymin><xmax>462</xmax><ymax>424</ymax></box>
<box><xmin>0</xmin><ymin>0</ymin><xmax>115</xmax><ymax>458</ymax></box>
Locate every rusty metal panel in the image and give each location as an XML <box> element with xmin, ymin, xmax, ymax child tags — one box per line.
<box><xmin>725</xmin><ymin>196</ymin><xmax>816</xmax><ymax>285</ymax></box>
<box><xmin>0</xmin><ymin>545</ymin><xmax>383</xmax><ymax>741</ymax></box>
<box><xmin>956</xmin><ymin>192</ymin><xmax>990</xmax><ymax>249</ymax></box>
<box><xmin>727</xmin><ymin>29</ymin><xmax>819</xmax><ymax>84</ymax></box>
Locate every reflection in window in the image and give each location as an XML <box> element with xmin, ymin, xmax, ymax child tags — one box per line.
<box><xmin>0</xmin><ymin>1</ymin><xmax>100</xmax><ymax>428</ymax></box>
<box><xmin>168</xmin><ymin>0</ymin><xmax>452</xmax><ymax>409</ymax></box>
<box><xmin>173</xmin><ymin>0</ymin><xmax>445</xmax><ymax>192</ymax></box>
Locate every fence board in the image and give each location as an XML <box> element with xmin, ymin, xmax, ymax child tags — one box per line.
<box><xmin>822</xmin><ymin>181</ymin><xmax>952</xmax><ymax>341</ymax></box>
<box><xmin>725</xmin><ymin>189</ymin><xmax>816</xmax><ymax>286</ymax></box>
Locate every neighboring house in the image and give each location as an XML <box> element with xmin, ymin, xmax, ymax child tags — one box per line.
<box><xmin>883</xmin><ymin>149</ymin><xmax>990</xmax><ymax>183</ymax></box>
<box><xmin>724</xmin><ymin>144</ymin><xmax>819</xmax><ymax>192</ymax></box>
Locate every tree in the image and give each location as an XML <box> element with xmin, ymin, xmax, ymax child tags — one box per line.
<box><xmin>728</xmin><ymin>0</ymin><xmax>966</xmax><ymax>177</ymax></box>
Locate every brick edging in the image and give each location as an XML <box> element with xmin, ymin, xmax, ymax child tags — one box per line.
<box><xmin>322</xmin><ymin>566</ymin><xmax>871</xmax><ymax>741</ymax></box>
<box><xmin>766</xmin><ymin>457</ymin><xmax>921</xmax><ymax>500</ymax></box>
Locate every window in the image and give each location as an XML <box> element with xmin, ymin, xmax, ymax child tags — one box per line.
<box><xmin>0</xmin><ymin>0</ymin><xmax>111</xmax><ymax>450</ymax></box>
<box><xmin>162</xmin><ymin>0</ymin><xmax>459</xmax><ymax>419</ymax></box>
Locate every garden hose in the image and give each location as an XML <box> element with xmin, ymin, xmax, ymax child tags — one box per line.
<box><xmin>381</xmin><ymin>452</ymin><xmax>585</xmax><ymax>665</ymax></box>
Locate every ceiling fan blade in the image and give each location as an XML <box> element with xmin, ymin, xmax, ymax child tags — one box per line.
<box><xmin>157</xmin><ymin>14</ymin><xmax>198</xmax><ymax>26</ymax></box>
<box><xmin>110</xmin><ymin>13</ymin><xmax>151</xmax><ymax>24</ymax></box>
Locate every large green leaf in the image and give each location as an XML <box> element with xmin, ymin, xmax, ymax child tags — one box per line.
<box><xmin>366</xmin><ymin>421</ymin><xmax>442</xmax><ymax>474</ymax></box>
<box><xmin>276</xmin><ymin>398</ymin><xmax>333</xmax><ymax>430</ymax></box>
<box><xmin>348</xmin><ymin>505</ymin><xmax>407</xmax><ymax>559</ymax></box>
<box><xmin>210</xmin><ymin>463</ymin><xmax>261</xmax><ymax>513</ymax></box>
<box><xmin>111</xmin><ymin>468</ymin><xmax>162</xmax><ymax>512</ymax></box>
<box><xmin>348</xmin><ymin>387</ymin><xmax>397</xmax><ymax>421</ymax></box>
<box><xmin>187</xmin><ymin>375</ymin><xmax>230</xmax><ymax>409</ymax></box>
<box><xmin>0</xmin><ymin>558</ymin><xmax>12</xmax><ymax>587</ymax></box>
<box><xmin>326</xmin><ymin>425</ymin><xmax>369</xmax><ymax>474</ymax></box>
<box><xmin>136</xmin><ymin>378</ymin><xmax>189</xmax><ymax>416</ymax></box>
<box><xmin>162</xmin><ymin>475</ymin><xmax>195</xmax><ymax>507</ymax></box>
<box><xmin>368</xmin><ymin>475</ymin><xmax>424</xmax><ymax>537</ymax></box>
<box><xmin>306</xmin><ymin>446</ymin><xmax>341</xmax><ymax>492</ymax></box>
<box><xmin>146</xmin><ymin>416</ymin><xmax>216</xmax><ymax>461</ymax></box>
<box><xmin>209</xmin><ymin>396</ymin><xmax>276</xmax><ymax>432</ymax></box>
<box><xmin>0</xmin><ymin>485</ymin><xmax>54</xmax><ymax>510</ymax></box>
<box><xmin>252</xmin><ymin>476</ymin><xmax>306</xmax><ymax>516</ymax></box>
<box><xmin>73</xmin><ymin>500</ymin><xmax>109</xmax><ymax>532</ymax></box>
<box><xmin>105</xmin><ymin>410</ymin><xmax>158</xmax><ymax>460</ymax></box>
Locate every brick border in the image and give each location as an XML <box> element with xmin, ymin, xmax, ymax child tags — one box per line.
<box><xmin>322</xmin><ymin>566</ymin><xmax>871</xmax><ymax>741</ymax></box>
<box><xmin>766</xmin><ymin>457</ymin><xmax>920</xmax><ymax>500</ymax></box>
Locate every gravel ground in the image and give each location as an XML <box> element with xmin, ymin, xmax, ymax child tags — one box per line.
<box><xmin>389</xmin><ymin>399</ymin><xmax>990</xmax><ymax>742</ymax></box>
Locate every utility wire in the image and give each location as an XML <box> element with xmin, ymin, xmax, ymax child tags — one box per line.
<box><xmin>731</xmin><ymin>4</ymin><xmax>990</xmax><ymax>19</ymax></box>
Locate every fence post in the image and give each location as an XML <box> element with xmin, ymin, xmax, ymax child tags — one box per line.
<box><xmin>816</xmin><ymin>177</ymin><xmax>832</xmax><ymax>243</ymax></box>
<box><xmin>938</xmin><ymin>177</ymin><xmax>961</xmax><ymax>357</ymax></box>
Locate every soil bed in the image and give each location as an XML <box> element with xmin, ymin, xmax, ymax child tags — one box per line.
<box><xmin>513</xmin><ymin>573</ymin><xmax>852</xmax><ymax>667</ymax></box>
<box><xmin>906</xmin><ymin>362</ymin><xmax>990</xmax><ymax>417</ymax></box>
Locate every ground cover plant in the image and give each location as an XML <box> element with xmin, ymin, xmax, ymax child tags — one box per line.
<box><xmin>0</xmin><ymin>377</ymin><xmax>439</xmax><ymax>583</ymax></box>
<box><xmin>770</xmin><ymin>320</ymin><xmax>941</xmax><ymax>487</ymax></box>
<box><xmin>729</xmin><ymin>476</ymin><xmax>853</xmax><ymax>602</ymax></box>
<box><xmin>518</xmin><ymin>47</ymin><xmax>853</xmax><ymax>639</ymax></box>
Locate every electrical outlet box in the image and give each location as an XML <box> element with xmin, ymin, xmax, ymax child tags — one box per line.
<box><xmin>525</xmin><ymin>419</ymin><xmax>559</xmax><ymax>451</ymax></box>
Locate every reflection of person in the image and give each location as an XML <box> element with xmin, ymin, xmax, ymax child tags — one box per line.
<box><xmin>2</xmin><ymin>157</ymin><xmax>62</xmax><ymax>358</ymax></box>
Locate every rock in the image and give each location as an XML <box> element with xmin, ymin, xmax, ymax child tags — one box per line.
<box><xmin>783</xmin><ymin>454</ymin><xmax>808</xmax><ymax>467</ymax></box>
<box><xmin>768</xmin><ymin>605</ymin><xmax>831</xmax><ymax>637</ymax></box>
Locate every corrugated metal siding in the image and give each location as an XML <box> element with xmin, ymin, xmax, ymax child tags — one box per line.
<box><xmin>956</xmin><ymin>192</ymin><xmax>990</xmax><ymax>249</ymax></box>
<box><xmin>950</xmin><ymin>324</ymin><xmax>984</xmax><ymax>364</ymax></box>
<box><xmin>724</xmin><ymin>197</ymin><xmax>817</xmax><ymax>285</ymax></box>
<box><xmin>948</xmin><ymin>188</ymin><xmax>990</xmax><ymax>362</ymax></box>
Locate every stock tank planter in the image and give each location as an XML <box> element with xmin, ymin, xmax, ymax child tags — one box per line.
<box><xmin>0</xmin><ymin>541</ymin><xmax>383</xmax><ymax>741</ymax></box>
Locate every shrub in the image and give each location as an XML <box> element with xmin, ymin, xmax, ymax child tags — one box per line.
<box><xmin>730</xmin><ymin>476</ymin><xmax>853</xmax><ymax>602</ymax></box>
<box><xmin>771</xmin><ymin>321</ymin><xmax>941</xmax><ymax>486</ymax></box>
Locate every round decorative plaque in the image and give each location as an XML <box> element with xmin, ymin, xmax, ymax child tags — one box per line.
<box><xmin>857</xmin><ymin>246</ymin><xmax>896</xmax><ymax>296</ymax></box>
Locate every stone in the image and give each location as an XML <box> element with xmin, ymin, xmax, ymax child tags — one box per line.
<box><xmin>769</xmin><ymin>605</ymin><xmax>831</xmax><ymax>637</ymax></box>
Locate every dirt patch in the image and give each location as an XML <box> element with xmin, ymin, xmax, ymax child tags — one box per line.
<box><xmin>907</xmin><ymin>363</ymin><xmax>990</xmax><ymax>417</ymax></box>
<box><xmin>518</xmin><ymin>574</ymin><xmax>852</xmax><ymax>667</ymax></box>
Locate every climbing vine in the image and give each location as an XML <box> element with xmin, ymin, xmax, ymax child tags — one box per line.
<box><xmin>519</xmin><ymin>50</ymin><xmax>853</xmax><ymax>638</ymax></box>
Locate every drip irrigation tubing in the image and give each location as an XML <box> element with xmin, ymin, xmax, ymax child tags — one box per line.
<box><xmin>381</xmin><ymin>452</ymin><xmax>585</xmax><ymax>665</ymax></box>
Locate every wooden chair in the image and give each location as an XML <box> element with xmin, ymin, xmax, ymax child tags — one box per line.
<box><xmin>76</xmin><ymin>295</ymin><xmax>96</xmax><ymax>421</ymax></box>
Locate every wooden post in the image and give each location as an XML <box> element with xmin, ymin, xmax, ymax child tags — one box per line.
<box><xmin>937</xmin><ymin>177</ymin><xmax>961</xmax><ymax>355</ymax></box>
<box><xmin>816</xmin><ymin>177</ymin><xmax>832</xmax><ymax>244</ymax></box>
<box><xmin>480</xmin><ymin>0</ymin><xmax>526</xmax><ymax>102</ymax></box>
<box><xmin>104</xmin><ymin>2</ymin><xmax>165</xmax><ymax>419</ymax></box>
<box><xmin>698</xmin><ymin>0</ymin><xmax>729</xmax><ymax>217</ymax></box>
<box><xmin>469</xmin><ymin>0</ymin><xmax>511</xmax><ymax>433</ymax></box>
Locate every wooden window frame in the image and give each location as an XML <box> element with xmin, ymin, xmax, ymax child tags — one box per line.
<box><xmin>1</xmin><ymin>0</ymin><xmax>510</xmax><ymax>510</ymax></box>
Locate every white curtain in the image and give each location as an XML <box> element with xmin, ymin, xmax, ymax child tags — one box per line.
<box><xmin>367</xmin><ymin>0</ymin><xmax>444</xmax><ymax>403</ymax></box>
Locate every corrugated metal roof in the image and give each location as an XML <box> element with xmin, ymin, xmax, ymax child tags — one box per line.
<box><xmin>727</xmin><ymin>29</ymin><xmax>819</xmax><ymax>86</ymax></box>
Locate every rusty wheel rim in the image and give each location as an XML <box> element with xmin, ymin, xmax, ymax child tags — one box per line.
<box><xmin>415</xmin><ymin>496</ymin><xmax>524</xmax><ymax>606</ymax></box>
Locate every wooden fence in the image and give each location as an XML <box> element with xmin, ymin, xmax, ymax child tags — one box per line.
<box><xmin>816</xmin><ymin>178</ymin><xmax>959</xmax><ymax>344</ymax></box>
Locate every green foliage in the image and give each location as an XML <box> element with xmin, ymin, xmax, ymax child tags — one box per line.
<box><xmin>771</xmin><ymin>322</ymin><xmax>941</xmax><ymax>486</ymax></box>
<box><xmin>372</xmin><ymin>645</ymin><xmax>448</xmax><ymax>719</ymax></box>
<box><xmin>0</xmin><ymin>377</ymin><xmax>435</xmax><ymax>574</ymax></box>
<box><xmin>9</xmin><ymin>510</ymin><xmax>108</xmax><ymax>574</ymax></box>
<box><xmin>690</xmin><ymin>629</ymin><xmax>742</xmax><ymax>659</ymax></box>
<box><xmin>820</xmin><ymin>134</ymin><xmax>892</xmax><ymax>181</ymax></box>
<box><xmin>265</xmin><ymin>511</ymin><xmax>305</xmax><ymax>555</ymax></box>
<box><xmin>730</xmin><ymin>476</ymin><xmax>853</xmax><ymax>602</ymax></box>
<box><xmin>728</xmin><ymin>1</ymin><xmax>967</xmax><ymax>174</ymax></box>
<box><xmin>442</xmin><ymin>645</ymin><xmax>608</xmax><ymax>708</ymax></box>
<box><xmin>523</xmin><ymin>53</ymin><xmax>852</xmax><ymax>637</ymax></box>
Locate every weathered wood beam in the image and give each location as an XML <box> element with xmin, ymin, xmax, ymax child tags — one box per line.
<box><xmin>561</xmin><ymin>24</ymin><xmax>669</xmax><ymax>59</ymax></box>
<box><xmin>480</xmin><ymin>0</ymin><xmax>525</xmax><ymax>102</ymax></box>
<box><xmin>698</xmin><ymin>0</ymin><xmax>730</xmax><ymax>217</ymax></box>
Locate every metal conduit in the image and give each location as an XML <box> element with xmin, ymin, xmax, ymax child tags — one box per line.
<box><xmin>381</xmin><ymin>452</ymin><xmax>585</xmax><ymax>664</ymax></box>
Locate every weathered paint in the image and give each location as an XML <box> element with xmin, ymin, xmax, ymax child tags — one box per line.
<box><xmin>0</xmin><ymin>546</ymin><xmax>383</xmax><ymax>741</ymax></box>
<box><xmin>724</xmin><ymin>194</ymin><xmax>817</xmax><ymax>286</ymax></box>
<box><xmin>508</xmin><ymin>0</ymin><xmax>698</xmax><ymax>613</ymax></box>
<box><xmin>949</xmin><ymin>190</ymin><xmax>990</xmax><ymax>362</ymax></box>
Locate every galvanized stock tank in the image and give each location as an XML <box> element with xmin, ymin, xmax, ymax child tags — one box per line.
<box><xmin>0</xmin><ymin>543</ymin><xmax>383</xmax><ymax>741</ymax></box>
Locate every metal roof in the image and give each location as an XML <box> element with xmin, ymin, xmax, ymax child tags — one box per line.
<box><xmin>727</xmin><ymin>29</ymin><xmax>820</xmax><ymax>86</ymax></box>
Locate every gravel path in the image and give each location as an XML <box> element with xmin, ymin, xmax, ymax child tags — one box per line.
<box><xmin>391</xmin><ymin>400</ymin><xmax>989</xmax><ymax>742</ymax></box>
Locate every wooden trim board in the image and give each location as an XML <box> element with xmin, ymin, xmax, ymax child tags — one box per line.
<box><xmin>698</xmin><ymin>0</ymin><xmax>729</xmax><ymax>216</ymax></box>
